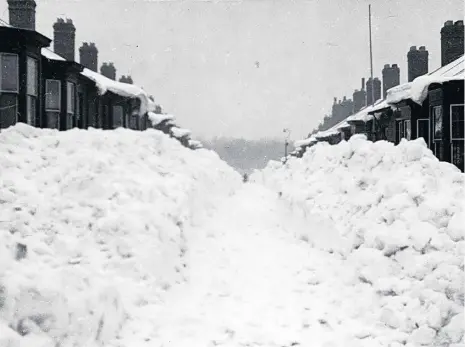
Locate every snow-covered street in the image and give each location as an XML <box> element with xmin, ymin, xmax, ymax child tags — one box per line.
<box><xmin>0</xmin><ymin>125</ymin><xmax>463</xmax><ymax>347</ymax></box>
<box><xmin>115</xmin><ymin>183</ymin><xmax>404</xmax><ymax>347</ymax></box>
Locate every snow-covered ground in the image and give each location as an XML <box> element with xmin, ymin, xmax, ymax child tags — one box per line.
<box><xmin>253</xmin><ymin>135</ymin><xmax>464</xmax><ymax>346</ymax></box>
<box><xmin>0</xmin><ymin>126</ymin><xmax>463</xmax><ymax>347</ymax></box>
<box><xmin>0</xmin><ymin>124</ymin><xmax>240</xmax><ymax>347</ymax></box>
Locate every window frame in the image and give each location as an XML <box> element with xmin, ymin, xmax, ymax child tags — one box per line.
<box><xmin>0</xmin><ymin>53</ymin><xmax>19</xmax><ymax>93</ymax></box>
<box><xmin>26</xmin><ymin>56</ymin><xmax>38</xmax><ymax>126</ymax></box>
<box><xmin>450</xmin><ymin>104</ymin><xmax>465</xmax><ymax>141</ymax></box>
<box><xmin>404</xmin><ymin>119</ymin><xmax>411</xmax><ymax>140</ymax></box>
<box><xmin>45</xmin><ymin>79</ymin><xmax>62</xmax><ymax>112</ymax></box>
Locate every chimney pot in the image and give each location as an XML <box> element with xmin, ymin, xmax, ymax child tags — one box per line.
<box><xmin>419</xmin><ymin>46</ymin><xmax>426</xmax><ymax>51</ymax></box>
<box><xmin>445</xmin><ymin>20</ymin><xmax>454</xmax><ymax>26</ymax></box>
<box><xmin>456</xmin><ymin>20</ymin><xmax>464</xmax><ymax>26</ymax></box>
<box><xmin>361</xmin><ymin>77</ymin><xmax>365</xmax><ymax>90</ymax></box>
<box><xmin>409</xmin><ymin>46</ymin><xmax>417</xmax><ymax>51</ymax></box>
<box><xmin>384</xmin><ymin>64</ymin><xmax>390</xmax><ymax>69</ymax></box>
<box><xmin>392</xmin><ymin>63</ymin><xmax>398</xmax><ymax>68</ymax></box>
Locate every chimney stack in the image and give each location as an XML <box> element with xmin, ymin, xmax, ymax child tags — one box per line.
<box><xmin>53</xmin><ymin>18</ymin><xmax>76</xmax><ymax>61</ymax></box>
<box><xmin>7</xmin><ymin>0</ymin><xmax>36</xmax><ymax>30</ymax></box>
<box><xmin>441</xmin><ymin>20</ymin><xmax>464</xmax><ymax>67</ymax></box>
<box><xmin>382</xmin><ymin>63</ymin><xmax>400</xmax><ymax>98</ymax></box>
<box><xmin>79</xmin><ymin>42</ymin><xmax>99</xmax><ymax>72</ymax></box>
<box><xmin>119</xmin><ymin>75</ymin><xmax>134</xmax><ymax>84</ymax></box>
<box><xmin>101</xmin><ymin>62</ymin><xmax>117</xmax><ymax>80</ymax></box>
<box><xmin>366</xmin><ymin>77</ymin><xmax>382</xmax><ymax>105</ymax></box>
<box><xmin>407</xmin><ymin>46</ymin><xmax>429</xmax><ymax>82</ymax></box>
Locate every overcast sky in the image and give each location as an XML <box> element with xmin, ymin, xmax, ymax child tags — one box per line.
<box><xmin>0</xmin><ymin>0</ymin><xmax>463</xmax><ymax>140</ymax></box>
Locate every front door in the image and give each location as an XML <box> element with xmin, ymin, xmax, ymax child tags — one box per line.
<box><xmin>417</xmin><ymin>119</ymin><xmax>430</xmax><ymax>148</ymax></box>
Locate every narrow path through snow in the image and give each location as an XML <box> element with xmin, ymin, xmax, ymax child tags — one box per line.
<box><xmin>113</xmin><ymin>183</ymin><xmax>384</xmax><ymax>347</ymax></box>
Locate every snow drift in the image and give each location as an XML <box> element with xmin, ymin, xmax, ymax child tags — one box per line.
<box><xmin>0</xmin><ymin>124</ymin><xmax>240</xmax><ymax>347</ymax></box>
<box><xmin>253</xmin><ymin>135</ymin><xmax>464</xmax><ymax>346</ymax></box>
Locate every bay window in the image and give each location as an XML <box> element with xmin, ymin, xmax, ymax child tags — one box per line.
<box><xmin>67</xmin><ymin>82</ymin><xmax>76</xmax><ymax>129</ymax></box>
<box><xmin>0</xmin><ymin>53</ymin><xmax>19</xmax><ymax>128</ymax></box>
<box><xmin>26</xmin><ymin>57</ymin><xmax>38</xmax><ymax>126</ymax></box>
<box><xmin>45</xmin><ymin>79</ymin><xmax>61</xmax><ymax>129</ymax></box>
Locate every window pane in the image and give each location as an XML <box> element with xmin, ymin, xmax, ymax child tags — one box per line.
<box><xmin>46</xmin><ymin>111</ymin><xmax>60</xmax><ymax>129</ymax></box>
<box><xmin>67</xmin><ymin>82</ymin><xmax>75</xmax><ymax>114</ymax></box>
<box><xmin>27</xmin><ymin>95</ymin><xmax>36</xmax><ymax>126</ymax></box>
<box><xmin>27</xmin><ymin>57</ymin><xmax>38</xmax><ymax>96</ymax></box>
<box><xmin>113</xmin><ymin>105</ymin><xmax>124</xmax><ymax>128</ymax></box>
<box><xmin>404</xmin><ymin>120</ymin><xmax>411</xmax><ymax>140</ymax></box>
<box><xmin>0</xmin><ymin>93</ymin><xmax>17</xmax><ymax>128</ymax></box>
<box><xmin>46</xmin><ymin>80</ymin><xmax>61</xmax><ymax>111</ymax></box>
<box><xmin>1</xmin><ymin>54</ymin><xmax>19</xmax><ymax>92</ymax></box>
<box><xmin>433</xmin><ymin>106</ymin><xmax>443</xmax><ymax>139</ymax></box>
<box><xmin>451</xmin><ymin>105</ymin><xmax>464</xmax><ymax>139</ymax></box>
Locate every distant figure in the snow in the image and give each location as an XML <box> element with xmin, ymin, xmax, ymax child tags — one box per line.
<box><xmin>243</xmin><ymin>173</ymin><xmax>249</xmax><ymax>183</ymax></box>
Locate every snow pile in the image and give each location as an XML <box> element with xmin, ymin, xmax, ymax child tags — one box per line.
<box><xmin>0</xmin><ymin>124</ymin><xmax>240</xmax><ymax>347</ymax></box>
<box><xmin>170</xmin><ymin>127</ymin><xmax>191</xmax><ymax>139</ymax></box>
<box><xmin>253</xmin><ymin>135</ymin><xmax>464</xmax><ymax>346</ymax></box>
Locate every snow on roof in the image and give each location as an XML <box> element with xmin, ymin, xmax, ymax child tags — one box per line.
<box><xmin>41</xmin><ymin>48</ymin><xmax>66</xmax><ymax>61</ymax></box>
<box><xmin>188</xmin><ymin>139</ymin><xmax>203</xmax><ymax>148</ymax></box>
<box><xmin>171</xmin><ymin>127</ymin><xmax>191</xmax><ymax>138</ymax></box>
<box><xmin>346</xmin><ymin>99</ymin><xmax>386</xmax><ymax>123</ymax></box>
<box><xmin>148</xmin><ymin>112</ymin><xmax>175</xmax><ymax>126</ymax></box>
<box><xmin>387</xmin><ymin>55</ymin><xmax>464</xmax><ymax>105</ymax></box>
<box><xmin>81</xmin><ymin>68</ymin><xmax>151</xmax><ymax>116</ymax></box>
<box><xmin>294</xmin><ymin>137</ymin><xmax>317</xmax><ymax>148</ymax></box>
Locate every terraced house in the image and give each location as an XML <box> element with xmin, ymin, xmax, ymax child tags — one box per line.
<box><xmin>0</xmin><ymin>0</ymin><xmax>160</xmax><ymax>132</ymax></box>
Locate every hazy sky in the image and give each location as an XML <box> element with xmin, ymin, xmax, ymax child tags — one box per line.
<box><xmin>0</xmin><ymin>0</ymin><xmax>463</xmax><ymax>140</ymax></box>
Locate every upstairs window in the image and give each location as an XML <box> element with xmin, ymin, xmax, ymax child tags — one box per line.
<box><xmin>0</xmin><ymin>53</ymin><xmax>19</xmax><ymax>129</ymax></box>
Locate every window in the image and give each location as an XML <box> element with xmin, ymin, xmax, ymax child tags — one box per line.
<box><xmin>432</xmin><ymin>105</ymin><xmax>443</xmax><ymax>140</ymax></box>
<box><xmin>0</xmin><ymin>53</ymin><xmax>19</xmax><ymax>129</ymax></box>
<box><xmin>45</xmin><ymin>80</ymin><xmax>61</xmax><ymax>129</ymax></box>
<box><xmin>404</xmin><ymin>120</ymin><xmax>411</xmax><ymax>140</ymax></box>
<box><xmin>0</xmin><ymin>53</ymin><xmax>19</xmax><ymax>92</ymax></box>
<box><xmin>26</xmin><ymin>57</ymin><xmax>38</xmax><ymax>126</ymax></box>
<box><xmin>113</xmin><ymin>105</ymin><xmax>124</xmax><ymax>128</ymax></box>
<box><xmin>450</xmin><ymin>104</ymin><xmax>464</xmax><ymax>140</ymax></box>
<box><xmin>417</xmin><ymin>119</ymin><xmax>430</xmax><ymax>148</ymax></box>
<box><xmin>67</xmin><ymin>82</ymin><xmax>76</xmax><ymax>129</ymax></box>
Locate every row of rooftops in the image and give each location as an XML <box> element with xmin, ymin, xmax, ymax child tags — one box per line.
<box><xmin>293</xmin><ymin>54</ymin><xmax>464</xmax><ymax>152</ymax></box>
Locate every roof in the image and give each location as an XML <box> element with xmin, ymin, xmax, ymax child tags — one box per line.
<box><xmin>171</xmin><ymin>127</ymin><xmax>191</xmax><ymax>139</ymax></box>
<box><xmin>386</xmin><ymin>55</ymin><xmax>464</xmax><ymax>105</ymax></box>
<box><xmin>81</xmin><ymin>68</ymin><xmax>151</xmax><ymax>116</ymax></box>
<box><xmin>346</xmin><ymin>98</ymin><xmax>386</xmax><ymax>123</ymax></box>
<box><xmin>294</xmin><ymin>137</ymin><xmax>317</xmax><ymax>148</ymax></box>
<box><xmin>148</xmin><ymin>112</ymin><xmax>175</xmax><ymax>126</ymax></box>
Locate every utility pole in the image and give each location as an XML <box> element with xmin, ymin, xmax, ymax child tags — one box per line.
<box><xmin>283</xmin><ymin>128</ymin><xmax>291</xmax><ymax>159</ymax></box>
<box><xmin>369</xmin><ymin>4</ymin><xmax>375</xmax><ymax>107</ymax></box>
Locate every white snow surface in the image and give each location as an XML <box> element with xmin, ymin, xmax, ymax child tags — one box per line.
<box><xmin>147</xmin><ymin>112</ymin><xmax>175</xmax><ymax>126</ymax></box>
<box><xmin>1</xmin><ymin>125</ymin><xmax>464</xmax><ymax>347</ymax></box>
<box><xmin>253</xmin><ymin>135</ymin><xmax>465</xmax><ymax>347</ymax></box>
<box><xmin>386</xmin><ymin>55</ymin><xmax>464</xmax><ymax>105</ymax></box>
<box><xmin>170</xmin><ymin>127</ymin><xmax>191</xmax><ymax>139</ymax></box>
<box><xmin>0</xmin><ymin>124</ymin><xmax>240</xmax><ymax>347</ymax></box>
<box><xmin>81</xmin><ymin>69</ymin><xmax>152</xmax><ymax>116</ymax></box>
<box><xmin>346</xmin><ymin>99</ymin><xmax>388</xmax><ymax>123</ymax></box>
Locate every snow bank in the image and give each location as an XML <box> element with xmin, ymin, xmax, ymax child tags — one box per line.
<box><xmin>0</xmin><ymin>124</ymin><xmax>240</xmax><ymax>347</ymax></box>
<box><xmin>253</xmin><ymin>135</ymin><xmax>464</xmax><ymax>346</ymax></box>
